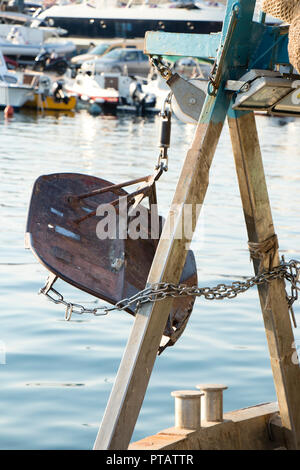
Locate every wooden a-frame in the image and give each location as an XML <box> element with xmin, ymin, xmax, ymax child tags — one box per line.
<box><xmin>93</xmin><ymin>0</ymin><xmax>300</xmax><ymax>450</ymax></box>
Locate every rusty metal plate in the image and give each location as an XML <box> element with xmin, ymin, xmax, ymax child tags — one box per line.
<box><xmin>26</xmin><ymin>173</ymin><xmax>197</xmax><ymax>324</ymax></box>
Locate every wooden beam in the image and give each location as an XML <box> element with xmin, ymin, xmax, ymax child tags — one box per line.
<box><xmin>93</xmin><ymin>89</ymin><xmax>231</xmax><ymax>450</ymax></box>
<box><xmin>129</xmin><ymin>402</ymin><xmax>284</xmax><ymax>450</ymax></box>
<box><xmin>228</xmin><ymin>109</ymin><xmax>300</xmax><ymax>450</ymax></box>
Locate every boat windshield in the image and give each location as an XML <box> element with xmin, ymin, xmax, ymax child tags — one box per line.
<box><xmin>3</xmin><ymin>74</ymin><xmax>18</xmax><ymax>84</ymax></box>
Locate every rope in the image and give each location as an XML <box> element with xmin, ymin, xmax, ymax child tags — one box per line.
<box><xmin>248</xmin><ymin>234</ymin><xmax>279</xmax><ymax>274</ymax></box>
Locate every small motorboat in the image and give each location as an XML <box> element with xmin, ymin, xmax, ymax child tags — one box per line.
<box><xmin>0</xmin><ymin>49</ymin><xmax>36</xmax><ymax>109</ymax></box>
<box><xmin>65</xmin><ymin>68</ymin><xmax>121</xmax><ymax>112</ymax></box>
<box><xmin>0</xmin><ymin>11</ymin><xmax>68</xmax><ymax>42</ymax></box>
<box><xmin>25</xmin><ymin>92</ymin><xmax>77</xmax><ymax>112</ymax></box>
<box><xmin>0</xmin><ymin>35</ymin><xmax>75</xmax><ymax>65</ymax></box>
<box><xmin>24</xmin><ymin>78</ymin><xmax>77</xmax><ymax>111</ymax></box>
<box><xmin>65</xmin><ymin>64</ymin><xmax>156</xmax><ymax>114</ymax></box>
<box><xmin>0</xmin><ymin>49</ymin><xmax>74</xmax><ymax>111</ymax></box>
<box><xmin>0</xmin><ymin>15</ymin><xmax>75</xmax><ymax>66</ymax></box>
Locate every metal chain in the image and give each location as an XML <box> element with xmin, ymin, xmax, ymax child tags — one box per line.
<box><xmin>39</xmin><ymin>286</ymin><xmax>109</xmax><ymax>320</ymax></box>
<box><xmin>40</xmin><ymin>258</ymin><xmax>300</xmax><ymax>323</ymax></box>
<box><xmin>150</xmin><ymin>56</ymin><xmax>173</xmax><ymax>81</ymax></box>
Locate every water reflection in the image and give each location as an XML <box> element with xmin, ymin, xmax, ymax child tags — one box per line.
<box><xmin>26</xmin><ymin>382</ymin><xmax>85</xmax><ymax>387</ymax></box>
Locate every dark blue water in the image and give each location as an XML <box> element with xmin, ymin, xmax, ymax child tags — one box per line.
<box><xmin>0</xmin><ymin>108</ymin><xmax>300</xmax><ymax>449</ymax></box>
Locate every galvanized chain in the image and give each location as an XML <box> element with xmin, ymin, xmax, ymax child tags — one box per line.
<box><xmin>39</xmin><ymin>285</ymin><xmax>109</xmax><ymax>320</ymax></box>
<box><xmin>40</xmin><ymin>258</ymin><xmax>300</xmax><ymax>323</ymax></box>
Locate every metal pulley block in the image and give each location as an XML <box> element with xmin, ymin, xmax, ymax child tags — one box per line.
<box><xmin>166</xmin><ymin>73</ymin><xmax>207</xmax><ymax>124</ymax></box>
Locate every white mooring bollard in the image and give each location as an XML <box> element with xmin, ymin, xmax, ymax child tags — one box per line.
<box><xmin>196</xmin><ymin>384</ymin><xmax>228</xmax><ymax>422</ymax></box>
<box><xmin>171</xmin><ymin>390</ymin><xmax>204</xmax><ymax>430</ymax></box>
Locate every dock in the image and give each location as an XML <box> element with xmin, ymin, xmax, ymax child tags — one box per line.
<box><xmin>129</xmin><ymin>402</ymin><xmax>285</xmax><ymax>451</ymax></box>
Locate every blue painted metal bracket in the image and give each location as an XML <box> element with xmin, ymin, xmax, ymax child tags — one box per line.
<box><xmin>249</xmin><ymin>25</ymin><xmax>289</xmax><ymax>69</ymax></box>
<box><xmin>144</xmin><ymin>31</ymin><xmax>221</xmax><ymax>61</ymax></box>
<box><xmin>187</xmin><ymin>0</ymin><xmax>258</xmax><ymax>124</ymax></box>
<box><xmin>144</xmin><ymin>0</ymin><xmax>292</xmax><ymax>124</ymax></box>
<box><xmin>145</xmin><ymin>7</ymin><xmax>290</xmax><ymax>74</ymax></box>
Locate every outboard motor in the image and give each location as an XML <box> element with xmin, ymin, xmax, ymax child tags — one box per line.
<box><xmin>52</xmin><ymin>80</ymin><xmax>70</xmax><ymax>104</ymax></box>
<box><xmin>38</xmin><ymin>75</ymin><xmax>51</xmax><ymax>101</ymax></box>
<box><xmin>129</xmin><ymin>80</ymin><xmax>155</xmax><ymax>113</ymax></box>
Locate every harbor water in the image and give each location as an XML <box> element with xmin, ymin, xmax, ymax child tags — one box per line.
<box><xmin>1</xmin><ymin>108</ymin><xmax>300</xmax><ymax>450</ymax></box>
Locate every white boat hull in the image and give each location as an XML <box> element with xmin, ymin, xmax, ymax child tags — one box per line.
<box><xmin>0</xmin><ymin>39</ymin><xmax>76</xmax><ymax>58</ymax></box>
<box><xmin>0</xmin><ymin>49</ymin><xmax>39</xmax><ymax>109</ymax></box>
<box><xmin>65</xmin><ymin>72</ymin><xmax>121</xmax><ymax>108</ymax></box>
<box><xmin>0</xmin><ymin>84</ymin><xmax>35</xmax><ymax>108</ymax></box>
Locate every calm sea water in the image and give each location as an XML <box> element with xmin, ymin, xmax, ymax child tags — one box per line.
<box><xmin>1</xmin><ymin>107</ymin><xmax>300</xmax><ymax>450</ymax></box>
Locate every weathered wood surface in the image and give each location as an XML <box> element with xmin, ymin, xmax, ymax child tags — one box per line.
<box><xmin>93</xmin><ymin>91</ymin><xmax>229</xmax><ymax>449</ymax></box>
<box><xmin>93</xmin><ymin>0</ymin><xmax>300</xmax><ymax>450</ymax></box>
<box><xmin>129</xmin><ymin>402</ymin><xmax>284</xmax><ymax>450</ymax></box>
<box><xmin>228</xmin><ymin>110</ymin><xmax>300</xmax><ymax>450</ymax></box>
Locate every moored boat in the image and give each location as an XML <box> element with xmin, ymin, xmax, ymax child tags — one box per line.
<box><xmin>64</xmin><ymin>62</ymin><xmax>157</xmax><ymax>113</ymax></box>
<box><xmin>36</xmin><ymin>0</ymin><xmax>225</xmax><ymax>39</ymax></box>
<box><xmin>0</xmin><ymin>49</ymin><xmax>36</xmax><ymax>109</ymax></box>
<box><xmin>0</xmin><ymin>34</ymin><xmax>76</xmax><ymax>65</ymax></box>
<box><xmin>24</xmin><ymin>81</ymin><xmax>77</xmax><ymax>111</ymax></box>
<box><xmin>0</xmin><ymin>13</ymin><xmax>76</xmax><ymax>65</ymax></box>
<box><xmin>65</xmin><ymin>68</ymin><xmax>121</xmax><ymax>111</ymax></box>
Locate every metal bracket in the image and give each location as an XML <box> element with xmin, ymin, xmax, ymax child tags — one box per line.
<box><xmin>39</xmin><ymin>272</ymin><xmax>58</xmax><ymax>295</ymax></box>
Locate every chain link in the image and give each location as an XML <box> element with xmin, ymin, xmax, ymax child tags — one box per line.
<box><xmin>39</xmin><ymin>286</ymin><xmax>109</xmax><ymax>320</ymax></box>
<box><xmin>150</xmin><ymin>56</ymin><xmax>173</xmax><ymax>81</ymax></box>
<box><xmin>40</xmin><ymin>258</ymin><xmax>300</xmax><ymax>323</ymax></box>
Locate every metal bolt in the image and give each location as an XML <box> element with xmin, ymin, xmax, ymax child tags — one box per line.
<box><xmin>233</xmin><ymin>2</ymin><xmax>240</xmax><ymax>15</ymax></box>
<box><xmin>171</xmin><ymin>390</ymin><xmax>203</xmax><ymax>430</ymax></box>
<box><xmin>196</xmin><ymin>384</ymin><xmax>228</xmax><ymax>422</ymax></box>
<box><xmin>189</xmin><ymin>97</ymin><xmax>196</xmax><ymax>105</ymax></box>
